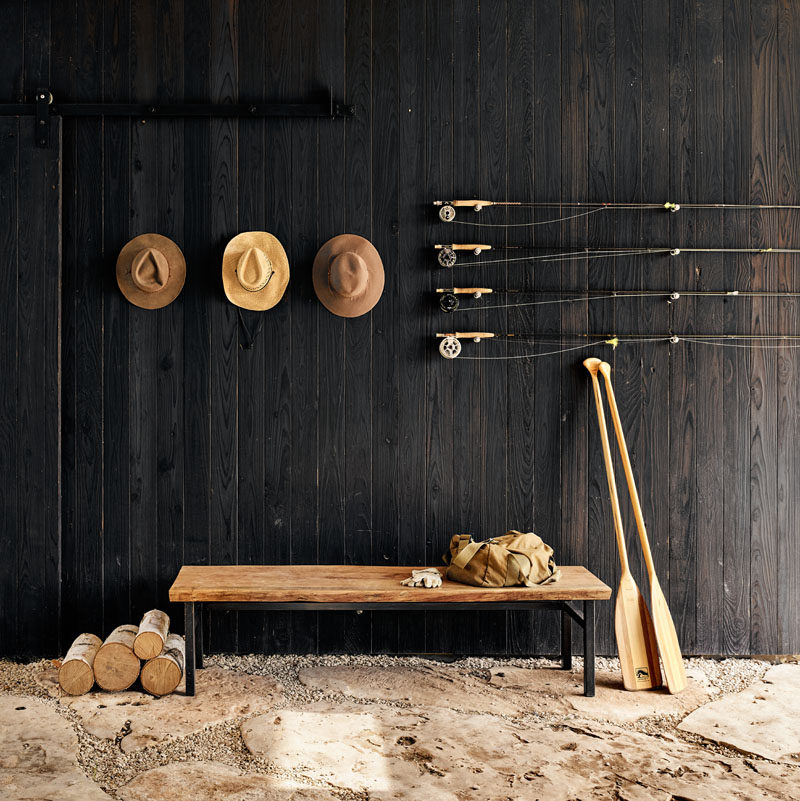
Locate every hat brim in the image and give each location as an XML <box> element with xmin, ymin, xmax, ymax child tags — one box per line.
<box><xmin>312</xmin><ymin>234</ymin><xmax>384</xmax><ymax>318</ymax></box>
<box><xmin>116</xmin><ymin>234</ymin><xmax>186</xmax><ymax>309</ymax></box>
<box><xmin>222</xmin><ymin>232</ymin><xmax>290</xmax><ymax>311</ymax></box>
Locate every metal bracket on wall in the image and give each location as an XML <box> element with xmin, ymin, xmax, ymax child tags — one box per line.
<box><xmin>1</xmin><ymin>88</ymin><xmax>357</xmax><ymax>147</ymax></box>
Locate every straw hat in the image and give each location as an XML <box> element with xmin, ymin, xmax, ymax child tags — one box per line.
<box><xmin>312</xmin><ymin>234</ymin><xmax>384</xmax><ymax>318</ymax></box>
<box><xmin>116</xmin><ymin>234</ymin><xmax>186</xmax><ymax>309</ymax></box>
<box><xmin>222</xmin><ymin>231</ymin><xmax>290</xmax><ymax>310</ymax></box>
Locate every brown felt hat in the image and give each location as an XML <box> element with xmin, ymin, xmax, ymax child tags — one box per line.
<box><xmin>116</xmin><ymin>234</ymin><xmax>186</xmax><ymax>309</ymax></box>
<box><xmin>312</xmin><ymin>234</ymin><xmax>384</xmax><ymax>318</ymax></box>
<box><xmin>222</xmin><ymin>231</ymin><xmax>290</xmax><ymax>311</ymax></box>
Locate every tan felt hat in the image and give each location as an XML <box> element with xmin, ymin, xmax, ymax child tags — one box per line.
<box><xmin>222</xmin><ymin>231</ymin><xmax>290</xmax><ymax>310</ymax></box>
<box><xmin>116</xmin><ymin>234</ymin><xmax>186</xmax><ymax>309</ymax></box>
<box><xmin>312</xmin><ymin>234</ymin><xmax>384</xmax><ymax>318</ymax></box>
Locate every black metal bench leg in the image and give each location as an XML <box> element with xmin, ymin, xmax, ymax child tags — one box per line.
<box><xmin>583</xmin><ymin>600</ymin><xmax>595</xmax><ymax>697</ymax></box>
<box><xmin>196</xmin><ymin>602</ymin><xmax>204</xmax><ymax>669</ymax></box>
<box><xmin>184</xmin><ymin>602</ymin><xmax>196</xmax><ymax>696</ymax></box>
<box><xmin>561</xmin><ymin>605</ymin><xmax>572</xmax><ymax>670</ymax></box>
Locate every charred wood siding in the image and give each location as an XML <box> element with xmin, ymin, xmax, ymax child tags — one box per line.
<box><xmin>1</xmin><ymin>0</ymin><xmax>799</xmax><ymax>658</ymax></box>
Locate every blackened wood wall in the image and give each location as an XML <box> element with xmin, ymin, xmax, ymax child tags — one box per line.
<box><xmin>2</xmin><ymin>0</ymin><xmax>799</xmax><ymax>658</ymax></box>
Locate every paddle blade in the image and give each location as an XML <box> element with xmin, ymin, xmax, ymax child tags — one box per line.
<box><xmin>614</xmin><ymin>573</ymin><xmax>663</xmax><ymax>691</ymax></box>
<box><xmin>649</xmin><ymin>577</ymin><xmax>687</xmax><ymax>694</ymax></box>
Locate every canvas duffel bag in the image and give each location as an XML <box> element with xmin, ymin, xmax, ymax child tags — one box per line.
<box><xmin>443</xmin><ymin>530</ymin><xmax>561</xmax><ymax>587</ymax></box>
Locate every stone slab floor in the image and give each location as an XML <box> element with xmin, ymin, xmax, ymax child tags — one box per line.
<box><xmin>1</xmin><ymin>653</ymin><xmax>799</xmax><ymax>800</ymax></box>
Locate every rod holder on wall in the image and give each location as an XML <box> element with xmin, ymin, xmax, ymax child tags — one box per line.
<box><xmin>1</xmin><ymin>88</ymin><xmax>357</xmax><ymax>147</ymax></box>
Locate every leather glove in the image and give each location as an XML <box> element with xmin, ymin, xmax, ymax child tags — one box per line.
<box><xmin>401</xmin><ymin>568</ymin><xmax>443</xmax><ymax>588</ymax></box>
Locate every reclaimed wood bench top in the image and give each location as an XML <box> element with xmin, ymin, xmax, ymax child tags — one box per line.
<box><xmin>169</xmin><ymin>565</ymin><xmax>611</xmax><ymax>603</ymax></box>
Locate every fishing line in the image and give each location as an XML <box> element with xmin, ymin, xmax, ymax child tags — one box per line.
<box><xmin>434</xmin><ymin>199</ymin><xmax>800</xmax><ymax>223</ymax></box>
<box><xmin>438</xmin><ymin>289</ymin><xmax>800</xmax><ymax>313</ymax></box>
<box><xmin>436</xmin><ymin>245</ymin><xmax>800</xmax><ymax>268</ymax></box>
<box><xmin>436</xmin><ymin>332</ymin><xmax>800</xmax><ymax>359</ymax></box>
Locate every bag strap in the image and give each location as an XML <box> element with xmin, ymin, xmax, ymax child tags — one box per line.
<box><xmin>451</xmin><ymin>540</ymin><xmax>485</xmax><ymax>569</ymax></box>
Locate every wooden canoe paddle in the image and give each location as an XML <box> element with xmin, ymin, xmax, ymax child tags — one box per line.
<box><xmin>598</xmin><ymin>360</ymin><xmax>687</xmax><ymax>694</ymax></box>
<box><xmin>584</xmin><ymin>358</ymin><xmax>662</xmax><ymax>691</ymax></box>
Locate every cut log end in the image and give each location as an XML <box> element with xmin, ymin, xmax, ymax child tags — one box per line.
<box><xmin>141</xmin><ymin>633</ymin><xmax>185</xmax><ymax>697</ymax></box>
<box><xmin>58</xmin><ymin>633</ymin><xmax>102</xmax><ymax>696</ymax></box>
<box><xmin>141</xmin><ymin>658</ymin><xmax>182</xmax><ymax>696</ymax></box>
<box><xmin>94</xmin><ymin>625</ymin><xmax>141</xmax><ymax>692</ymax></box>
<box><xmin>58</xmin><ymin>659</ymin><xmax>94</xmax><ymax>696</ymax></box>
<box><xmin>133</xmin><ymin>630</ymin><xmax>165</xmax><ymax>661</ymax></box>
<box><xmin>133</xmin><ymin>610</ymin><xmax>170</xmax><ymax>660</ymax></box>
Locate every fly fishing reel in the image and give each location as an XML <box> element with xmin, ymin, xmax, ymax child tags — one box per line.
<box><xmin>439</xmin><ymin>292</ymin><xmax>459</xmax><ymax>312</ymax></box>
<box><xmin>438</xmin><ymin>336</ymin><xmax>462</xmax><ymax>359</ymax></box>
<box><xmin>438</xmin><ymin>204</ymin><xmax>456</xmax><ymax>222</ymax></box>
<box><xmin>437</xmin><ymin>247</ymin><xmax>457</xmax><ymax>267</ymax></box>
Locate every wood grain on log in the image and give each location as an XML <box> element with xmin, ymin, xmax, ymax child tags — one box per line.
<box><xmin>58</xmin><ymin>633</ymin><xmax>102</xmax><ymax>695</ymax></box>
<box><xmin>134</xmin><ymin>609</ymin><xmax>170</xmax><ymax>660</ymax></box>
<box><xmin>140</xmin><ymin>633</ymin><xmax>185</xmax><ymax>696</ymax></box>
<box><xmin>94</xmin><ymin>624</ymin><xmax>140</xmax><ymax>691</ymax></box>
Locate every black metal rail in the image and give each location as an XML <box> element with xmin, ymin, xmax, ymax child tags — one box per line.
<box><xmin>182</xmin><ymin>599</ymin><xmax>597</xmax><ymax>697</ymax></box>
<box><xmin>0</xmin><ymin>88</ymin><xmax>356</xmax><ymax>147</ymax></box>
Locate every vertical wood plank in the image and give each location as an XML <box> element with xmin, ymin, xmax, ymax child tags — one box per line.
<box><xmin>0</xmin><ymin>0</ymin><xmax>24</xmax><ymax>660</ymax></box>
<box><xmin>749</xmin><ymin>0</ymin><xmax>779</xmax><ymax>655</ymax></box>
<box><xmin>640</xmin><ymin>0</ymin><xmax>671</xmax><ymax>641</ymax></box>
<box><xmin>261</xmin><ymin>0</ymin><xmax>295</xmax><ymax>653</ymax></box>
<box><xmin>102</xmin><ymin>0</ymin><xmax>133</xmax><ymax>640</ymax></box>
<box><xmin>560</xmin><ymin>0</ymin><xmax>589</xmax><ymax>655</ymax></box>
<box><xmin>474</xmin><ymin>0</ymin><xmax>508</xmax><ymax>656</ymax></box>
<box><xmin>342</xmin><ymin>0</ymin><xmax>373</xmax><ymax>653</ymax></box>
<box><xmin>315</xmin><ymin>0</ymin><xmax>347</xmax><ymax>654</ymax></box>
<box><xmin>156</xmin><ymin>0</ymin><xmax>186</xmax><ymax>631</ymax></box>
<box><xmin>50</xmin><ymin>0</ymin><xmax>77</xmax><ymax>655</ymax></box>
<box><xmin>776</xmin><ymin>0</ymin><xmax>800</xmax><ymax>653</ymax></box>
<box><xmin>209</xmin><ymin>0</ymin><xmax>239</xmax><ymax>652</ymax></box>
<box><xmin>395</xmin><ymin>0</ymin><xmax>427</xmax><ymax>654</ymax></box>
<box><xmin>529</xmin><ymin>0</ymin><xmax>563</xmax><ymax>657</ymax></box>
<box><xmin>236</xmin><ymin>0</ymin><xmax>267</xmax><ymax>652</ymax></box>
<box><xmin>586</xmin><ymin>0</ymin><xmax>616</xmax><ymax>656</ymax></box>
<box><xmin>722</xmin><ymin>0</ymin><xmax>752</xmax><ymax>655</ymax></box>
<box><xmin>18</xmin><ymin>0</ymin><xmax>60</xmax><ymax>656</ymax></box>
<box><xmin>505</xmin><ymin>0</ymin><xmax>537</xmax><ymax>656</ymax></box>
<box><xmin>0</xmin><ymin>117</ymin><xmax>19</xmax><ymax>654</ymax></box>
<box><xmin>424</xmin><ymin>0</ymin><xmax>455</xmax><ymax>656</ymax></box>
<box><xmin>370</xmin><ymin>0</ymin><xmax>401</xmax><ymax>654</ymax></box>
<box><xmin>669</xmin><ymin>0</ymin><xmax>698</xmax><ymax>654</ymax></box>
<box><xmin>69</xmin><ymin>0</ymin><xmax>105</xmax><ymax>642</ymax></box>
<box><xmin>129</xmin><ymin>0</ymin><xmax>161</xmax><ymax>630</ymax></box>
<box><xmin>694</xmin><ymin>0</ymin><xmax>725</xmax><ymax>655</ymax></box>
<box><xmin>288</xmin><ymin>0</ymin><xmax>322</xmax><ymax>654</ymax></box>
<box><xmin>445</xmin><ymin>0</ymin><xmax>480</xmax><ymax>657</ymax></box>
<box><xmin>613</xmin><ymin>0</ymin><xmax>644</xmax><ymax>620</ymax></box>
<box><xmin>182</xmin><ymin>0</ymin><xmax>212</xmax><ymax>586</ymax></box>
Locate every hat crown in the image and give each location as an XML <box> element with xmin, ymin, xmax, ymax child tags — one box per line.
<box><xmin>131</xmin><ymin>247</ymin><xmax>169</xmax><ymax>293</ymax></box>
<box><xmin>329</xmin><ymin>252</ymin><xmax>368</xmax><ymax>299</ymax></box>
<box><xmin>236</xmin><ymin>247</ymin><xmax>273</xmax><ymax>292</ymax></box>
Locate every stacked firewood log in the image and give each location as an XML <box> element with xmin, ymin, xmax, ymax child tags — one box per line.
<box><xmin>58</xmin><ymin>610</ymin><xmax>185</xmax><ymax>697</ymax></box>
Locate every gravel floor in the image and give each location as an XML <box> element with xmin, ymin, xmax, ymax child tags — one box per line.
<box><xmin>0</xmin><ymin>652</ymin><xmax>794</xmax><ymax>799</ymax></box>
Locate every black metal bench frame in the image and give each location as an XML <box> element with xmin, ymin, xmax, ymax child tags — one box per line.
<box><xmin>182</xmin><ymin>599</ymin><xmax>597</xmax><ymax>697</ymax></box>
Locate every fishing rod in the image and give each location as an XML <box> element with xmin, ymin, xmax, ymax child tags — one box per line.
<box><xmin>435</xmin><ymin>331</ymin><xmax>800</xmax><ymax>359</ymax></box>
<box><xmin>435</xmin><ymin>287</ymin><xmax>800</xmax><ymax>313</ymax></box>
<box><xmin>433</xmin><ymin>198</ymin><xmax>800</xmax><ymax>224</ymax></box>
<box><xmin>434</xmin><ymin>243</ymin><xmax>800</xmax><ymax>267</ymax></box>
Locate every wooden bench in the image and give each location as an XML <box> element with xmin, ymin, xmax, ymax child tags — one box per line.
<box><xmin>169</xmin><ymin>565</ymin><xmax>611</xmax><ymax>697</ymax></box>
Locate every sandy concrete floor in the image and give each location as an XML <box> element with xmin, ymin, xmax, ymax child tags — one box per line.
<box><xmin>1</xmin><ymin>653</ymin><xmax>799</xmax><ymax>800</ymax></box>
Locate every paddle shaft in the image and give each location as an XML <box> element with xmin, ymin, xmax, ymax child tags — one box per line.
<box><xmin>587</xmin><ymin>369</ymin><xmax>631</xmax><ymax>575</ymax></box>
<box><xmin>598</xmin><ymin>364</ymin><xmax>656</xmax><ymax>577</ymax></box>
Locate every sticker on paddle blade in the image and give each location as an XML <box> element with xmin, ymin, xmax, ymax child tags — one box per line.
<box><xmin>635</xmin><ymin>667</ymin><xmax>651</xmax><ymax>682</ymax></box>
<box><xmin>439</xmin><ymin>336</ymin><xmax>461</xmax><ymax>359</ymax></box>
<box><xmin>439</xmin><ymin>293</ymin><xmax>459</xmax><ymax>312</ymax></box>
